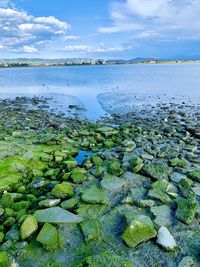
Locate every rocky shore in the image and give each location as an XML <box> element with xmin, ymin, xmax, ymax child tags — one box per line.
<box><xmin>0</xmin><ymin>96</ymin><xmax>199</xmax><ymax>267</ymax></box>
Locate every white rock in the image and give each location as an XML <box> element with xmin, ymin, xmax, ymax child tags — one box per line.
<box><xmin>156</xmin><ymin>226</ymin><xmax>177</xmax><ymax>251</ymax></box>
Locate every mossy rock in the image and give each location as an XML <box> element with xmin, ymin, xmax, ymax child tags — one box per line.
<box><xmin>169</xmin><ymin>158</ymin><xmax>188</xmax><ymax>168</ymax></box>
<box><xmin>81</xmin><ymin>185</ymin><xmax>108</xmax><ymax>204</ymax></box>
<box><xmin>142</xmin><ymin>162</ymin><xmax>170</xmax><ymax>180</ymax></box>
<box><xmin>71</xmin><ymin>168</ymin><xmax>87</xmax><ymax>184</ymax></box>
<box><xmin>122</xmin><ymin>215</ymin><xmax>157</xmax><ymax>248</ymax></box>
<box><xmin>60</xmin><ymin>197</ymin><xmax>79</xmax><ymax>210</ymax></box>
<box><xmin>0</xmin><ymin>252</ymin><xmax>10</xmax><ymax>267</ymax></box>
<box><xmin>188</xmin><ymin>170</ymin><xmax>200</xmax><ymax>182</ymax></box>
<box><xmin>108</xmin><ymin>160</ymin><xmax>123</xmax><ymax>176</ymax></box>
<box><xmin>52</xmin><ymin>182</ymin><xmax>74</xmax><ymax>199</ymax></box>
<box><xmin>178</xmin><ymin>178</ymin><xmax>195</xmax><ymax>199</ymax></box>
<box><xmin>20</xmin><ymin>215</ymin><xmax>38</xmax><ymax>240</ymax></box>
<box><xmin>36</xmin><ymin>223</ymin><xmax>58</xmax><ymax>251</ymax></box>
<box><xmin>176</xmin><ymin>197</ymin><xmax>198</xmax><ymax>224</ymax></box>
<box><xmin>80</xmin><ymin>219</ymin><xmax>100</xmax><ymax>242</ymax></box>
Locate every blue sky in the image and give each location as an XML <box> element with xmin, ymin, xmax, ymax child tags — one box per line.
<box><xmin>1</xmin><ymin>0</ymin><xmax>200</xmax><ymax>59</ymax></box>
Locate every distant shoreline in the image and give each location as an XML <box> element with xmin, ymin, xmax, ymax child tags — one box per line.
<box><xmin>0</xmin><ymin>60</ymin><xmax>200</xmax><ymax>69</ymax></box>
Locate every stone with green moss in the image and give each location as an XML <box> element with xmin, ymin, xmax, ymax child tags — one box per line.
<box><xmin>52</xmin><ymin>182</ymin><xmax>74</xmax><ymax>199</ymax></box>
<box><xmin>0</xmin><ymin>193</ymin><xmax>13</xmax><ymax>208</ymax></box>
<box><xmin>13</xmin><ymin>200</ymin><xmax>30</xmax><ymax>211</ymax></box>
<box><xmin>36</xmin><ymin>223</ymin><xmax>58</xmax><ymax>251</ymax></box>
<box><xmin>80</xmin><ymin>219</ymin><xmax>100</xmax><ymax>242</ymax></box>
<box><xmin>176</xmin><ymin>197</ymin><xmax>198</xmax><ymax>224</ymax></box>
<box><xmin>71</xmin><ymin>168</ymin><xmax>87</xmax><ymax>183</ymax></box>
<box><xmin>178</xmin><ymin>179</ymin><xmax>195</xmax><ymax>199</ymax></box>
<box><xmin>91</xmin><ymin>155</ymin><xmax>102</xmax><ymax>166</ymax></box>
<box><xmin>142</xmin><ymin>162</ymin><xmax>170</xmax><ymax>180</ymax></box>
<box><xmin>187</xmin><ymin>170</ymin><xmax>200</xmax><ymax>182</ymax></box>
<box><xmin>169</xmin><ymin>158</ymin><xmax>188</xmax><ymax>168</ymax></box>
<box><xmin>81</xmin><ymin>185</ymin><xmax>108</xmax><ymax>204</ymax></box>
<box><xmin>0</xmin><ymin>252</ymin><xmax>10</xmax><ymax>267</ymax></box>
<box><xmin>108</xmin><ymin>160</ymin><xmax>123</xmax><ymax>176</ymax></box>
<box><xmin>0</xmin><ymin>232</ymin><xmax>4</xmax><ymax>243</ymax></box>
<box><xmin>60</xmin><ymin>197</ymin><xmax>79</xmax><ymax>210</ymax></box>
<box><xmin>20</xmin><ymin>215</ymin><xmax>38</xmax><ymax>240</ymax></box>
<box><xmin>122</xmin><ymin>215</ymin><xmax>157</xmax><ymax>248</ymax></box>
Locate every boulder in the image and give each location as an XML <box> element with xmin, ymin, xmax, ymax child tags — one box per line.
<box><xmin>34</xmin><ymin>207</ymin><xmax>82</xmax><ymax>223</ymax></box>
<box><xmin>51</xmin><ymin>182</ymin><xmax>74</xmax><ymax>199</ymax></box>
<box><xmin>80</xmin><ymin>219</ymin><xmax>100</xmax><ymax>242</ymax></box>
<box><xmin>20</xmin><ymin>215</ymin><xmax>38</xmax><ymax>240</ymax></box>
<box><xmin>122</xmin><ymin>215</ymin><xmax>157</xmax><ymax>248</ymax></box>
<box><xmin>176</xmin><ymin>198</ymin><xmax>198</xmax><ymax>224</ymax></box>
<box><xmin>81</xmin><ymin>185</ymin><xmax>108</xmax><ymax>204</ymax></box>
<box><xmin>36</xmin><ymin>223</ymin><xmax>58</xmax><ymax>251</ymax></box>
<box><xmin>142</xmin><ymin>163</ymin><xmax>170</xmax><ymax>180</ymax></box>
<box><xmin>188</xmin><ymin>170</ymin><xmax>200</xmax><ymax>182</ymax></box>
<box><xmin>156</xmin><ymin>226</ymin><xmax>177</xmax><ymax>251</ymax></box>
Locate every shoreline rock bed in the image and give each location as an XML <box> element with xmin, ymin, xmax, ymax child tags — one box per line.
<box><xmin>0</xmin><ymin>97</ymin><xmax>199</xmax><ymax>267</ymax></box>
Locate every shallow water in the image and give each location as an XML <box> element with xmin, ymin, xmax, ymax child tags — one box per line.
<box><xmin>0</xmin><ymin>63</ymin><xmax>200</xmax><ymax>120</ymax></box>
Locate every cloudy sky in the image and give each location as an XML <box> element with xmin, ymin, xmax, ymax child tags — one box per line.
<box><xmin>1</xmin><ymin>0</ymin><xmax>200</xmax><ymax>59</ymax></box>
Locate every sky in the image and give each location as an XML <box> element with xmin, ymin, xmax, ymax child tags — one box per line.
<box><xmin>1</xmin><ymin>0</ymin><xmax>200</xmax><ymax>59</ymax></box>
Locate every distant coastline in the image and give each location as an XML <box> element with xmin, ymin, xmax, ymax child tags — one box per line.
<box><xmin>1</xmin><ymin>58</ymin><xmax>200</xmax><ymax>68</ymax></box>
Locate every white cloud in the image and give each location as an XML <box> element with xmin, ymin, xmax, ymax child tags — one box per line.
<box><xmin>0</xmin><ymin>4</ymin><xmax>71</xmax><ymax>53</ymax></box>
<box><xmin>99</xmin><ymin>0</ymin><xmax>200</xmax><ymax>40</ymax></box>
<box><xmin>63</xmin><ymin>44</ymin><xmax>130</xmax><ymax>53</ymax></box>
<box><xmin>64</xmin><ymin>35</ymin><xmax>80</xmax><ymax>40</ymax></box>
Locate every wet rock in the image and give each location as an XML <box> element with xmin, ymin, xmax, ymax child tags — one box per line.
<box><xmin>81</xmin><ymin>185</ymin><xmax>108</xmax><ymax>204</ymax></box>
<box><xmin>20</xmin><ymin>215</ymin><xmax>38</xmax><ymax>240</ymax></box>
<box><xmin>169</xmin><ymin>158</ymin><xmax>188</xmax><ymax>168</ymax></box>
<box><xmin>156</xmin><ymin>226</ymin><xmax>177</xmax><ymax>251</ymax></box>
<box><xmin>70</xmin><ymin>168</ymin><xmax>87</xmax><ymax>183</ymax></box>
<box><xmin>142</xmin><ymin>162</ymin><xmax>170</xmax><ymax>181</ymax></box>
<box><xmin>122</xmin><ymin>215</ymin><xmax>157</xmax><ymax>248</ymax></box>
<box><xmin>0</xmin><ymin>251</ymin><xmax>10</xmax><ymax>267</ymax></box>
<box><xmin>176</xmin><ymin>198</ymin><xmax>198</xmax><ymax>224</ymax></box>
<box><xmin>101</xmin><ymin>173</ymin><xmax>126</xmax><ymax>192</ymax></box>
<box><xmin>151</xmin><ymin>205</ymin><xmax>173</xmax><ymax>228</ymax></box>
<box><xmin>60</xmin><ymin>197</ymin><xmax>79</xmax><ymax>210</ymax></box>
<box><xmin>108</xmin><ymin>160</ymin><xmax>123</xmax><ymax>176</ymax></box>
<box><xmin>34</xmin><ymin>207</ymin><xmax>82</xmax><ymax>223</ymax></box>
<box><xmin>188</xmin><ymin>170</ymin><xmax>200</xmax><ymax>182</ymax></box>
<box><xmin>51</xmin><ymin>182</ymin><xmax>74</xmax><ymax>199</ymax></box>
<box><xmin>39</xmin><ymin>199</ymin><xmax>61</xmax><ymax>208</ymax></box>
<box><xmin>177</xmin><ymin>256</ymin><xmax>195</xmax><ymax>267</ymax></box>
<box><xmin>80</xmin><ymin>219</ymin><xmax>100</xmax><ymax>242</ymax></box>
<box><xmin>36</xmin><ymin>223</ymin><xmax>58</xmax><ymax>251</ymax></box>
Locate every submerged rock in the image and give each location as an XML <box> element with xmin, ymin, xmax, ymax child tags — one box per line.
<box><xmin>122</xmin><ymin>215</ymin><xmax>157</xmax><ymax>248</ymax></box>
<box><xmin>156</xmin><ymin>226</ymin><xmax>177</xmax><ymax>251</ymax></box>
<box><xmin>81</xmin><ymin>185</ymin><xmax>108</xmax><ymax>204</ymax></box>
<box><xmin>177</xmin><ymin>256</ymin><xmax>195</xmax><ymax>267</ymax></box>
<box><xmin>34</xmin><ymin>207</ymin><xmax>82</xmax><ymax>223</ymax></box>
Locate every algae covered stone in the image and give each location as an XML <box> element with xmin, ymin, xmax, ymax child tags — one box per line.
<box><xmin>176</xmin><ymin>198</ymin><xmax>198</xmax><ymax>224</ymax></box>
<box><xmin>108</xmin><ymin>160</ymin><xmax>123</xmax><ymax>176</ymax></box>
<box><xmin>81</xmin><ymin>185</ymin><xmax>108</xmax><ymax>204</ymax></box>
<box><xmin>20</xmin><ymin>215</ymin><xmax>38</xmax><ymax>240</ymax></box>
<box><xmin>142</xmin><ymin>162</ymin><xmax>170</xmax><ymax>180</ymax></box>
<box><xmin>122</xmin><ymin>215</ymin><xmax>157</xmax><ymax>248</ymax></box>
<box><xmin>187</xmin><ymin>170</ymin><xmax>200</xmax><ymax>182</ymax></box>
<box><xmin>71</xmin><ymin>168</ymin><xmax>87</xmax><ymax>183</ymax></box>
<box><xmin>52</xmin><ymin>182</ymin><xmax>74</xmax><ymax>199</ymax></box>
<box><xmin>0</xmin><ymin>252</ymin><xmax>10</xmax><ymax>267</ymax></box>
<box><xmin>34</xmin><ymin>207</ymin><xmax>82</xmax><ymax>223</ymax></box>
<box><xmin>36</xmin><ymin>223</ymin><xmax>58</xmax><ymax>251</ymax></box>
<box><xmin>80</xmin><ymin>219</ymin><xmax>100</xmax><ymax>242</ymax></box>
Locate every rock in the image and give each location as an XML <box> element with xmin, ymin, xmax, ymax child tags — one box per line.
<box><xmin>91</xmin><ymin>155</ymin><xmax>102</xmax><ymax>166</ymax></box>
<box><xmin>80</xmin><ymin>219</ymin><xmax>100</xmax><ymax>242</ymax></box>
<box><xmin>122</xmin><ymin>215</ymin><xmax>157</xmax><ymax>248</ymax></box>
<box><xmin>39</xmin><ymin>199</ymin><xmax>61</xmax><ymax>208</ymax></box>
<box><xmin>169</xmin><ymin>158</ymin><xmax>188</xmax><ymax>168</ymax></box>
<box><xmin>108</xmin><ymin>160</ymin><xmax>123</xmax><ymax>176</ymax></box>
<box><xmin>81</xmin><ymin>185</ymin><xmax>108</xmax><ymax>204</ymax></box>
<box><xmin>156</xmin><ymin>226</ymin><xmax>177</xmax><ymax>251</ymax></box>
<box><xmin>151</xmin><ymin>205</ymin><xmax>172</xmax><ymax>228</ymax></box>
<box><xmin>34</xmin><ymin>207</ymin><xmax>82</xmax><ymax>223</ymax></box>
<box><xmin>176</xmin><ymin>198</ymin><xmax>198</xmax><ymax>224</ymax></box>
<box><xmin>70</xmin><ymin>168</ymin><xmax>87</xmax><ymax>183</ymax></box>
<box><xmin>131</xmin><ymin>187</ymin><xmax>147</xmax><ymax>206</ymax></box>
<box><xmin>100</xmin><ymin>173</ymin><xmax>126</xmax><ymax>192</ymax></box>
<box><xmin>60</xmin><ymin>197</ymin><xmax>79</xmax><ymax>210</ymax></box>
<box><xmin>188</xmin><ymin>170</ymin><xmax>200</xmax><ymax>182</ymax></box>
<box><xmin>0</xmin><ymin>232</ymin><xmax>4</xmax><ymax>243</ymax></box>
<box><xmin>178</xmin><ymin>256</ymin><xmax>195</xmax><ymax>267</ymax></box>
<box><xmin>0</xmin><ymin>252</ymin><xmax>10</xmax><ymax>267</ymax></box>
<box><xmin>178</xmin><ymin>179</ymin><xmax>195</xmax><ymax>199</ymax></box>
<box><xmin>51</xmin><ymin>182</ymin><xmax>74</xmax><ymax>199</ymax></box>
<box><xmin>142</xmin><ymin>162</ymin><xmax>170</xmax><ymax>180</ymax></box>
<box><xmin>36</xmin><ymin>223</ymin><xmax>58</xmax><ymax>251</ymax></box>
<box><xmin>20</xmin><ymin>215</ymin><xmax>38</xmax><ymax>240</ymax></box>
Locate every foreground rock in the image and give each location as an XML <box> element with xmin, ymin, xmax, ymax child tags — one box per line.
<box><xmin>156</xmin><ymin>226</ymin><xmax>177</xmax><ymax>251</ymax></box>
<box><xmin>34</xmin><ymin>207</ymin><xmax>82</xmax><ymax>223</ymax></box>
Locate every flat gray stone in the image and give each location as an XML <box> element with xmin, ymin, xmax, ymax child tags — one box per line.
<box><xmin>34</xmin><ymin>207</ymin><xmax>82</xmax><ymax>224</ymax></box>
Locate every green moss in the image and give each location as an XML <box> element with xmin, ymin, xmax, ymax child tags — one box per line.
<box><xmin>20</xmin><ymin>215</ymin><xmax>38</xmax><ymax>240</ymax></box>
<box><xmin>52</xmin><ymin>182</ymin><xmax>74</xmax><ymax>199</ymax></box>
<box><xmin>169</xmin><ymin>158</ymin><xmax>188</xmax><ymax>168</ymax></box>
<box><xmin>81</xmin><ymin>185</ymin><xmax>108</xmax><ymax>205</ymax></box>
<box><xmin>142</xmin><ymin>162</ymin><xmax>170</xmax><ymax>180</ymax></box>
<box><xmin>80</xmin><ymin>219</ymin><xmax>100</xmax><ymax>242</ymax></box>
<box><xmin>108</xmin><ymin>161</ymin><xmax>123</xmax><ymax>176</ymax></box>
<box><xmin>188</xmin><ymin>170</ymin><xmax>200</xmax><ymax>182</ymax></box>
<box><xmin>176</xmin><ymin>198</ymin><xmax>198</xmax><ymax>224</ymax></box>
<box><xmin>36</xmin><ymin>223</ymin><xmax>58</xmax><ymax>251</ymax></box>
<box><xmin>0</xmin><ymin>252</ymin><xmax>10</xmax><ymax>267</ymax></box>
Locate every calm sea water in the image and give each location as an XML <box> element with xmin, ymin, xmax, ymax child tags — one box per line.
<box><xmin>0</xmin><ymin>63</ymin><xmax>200</xmax><ymax>120</ymax></box>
